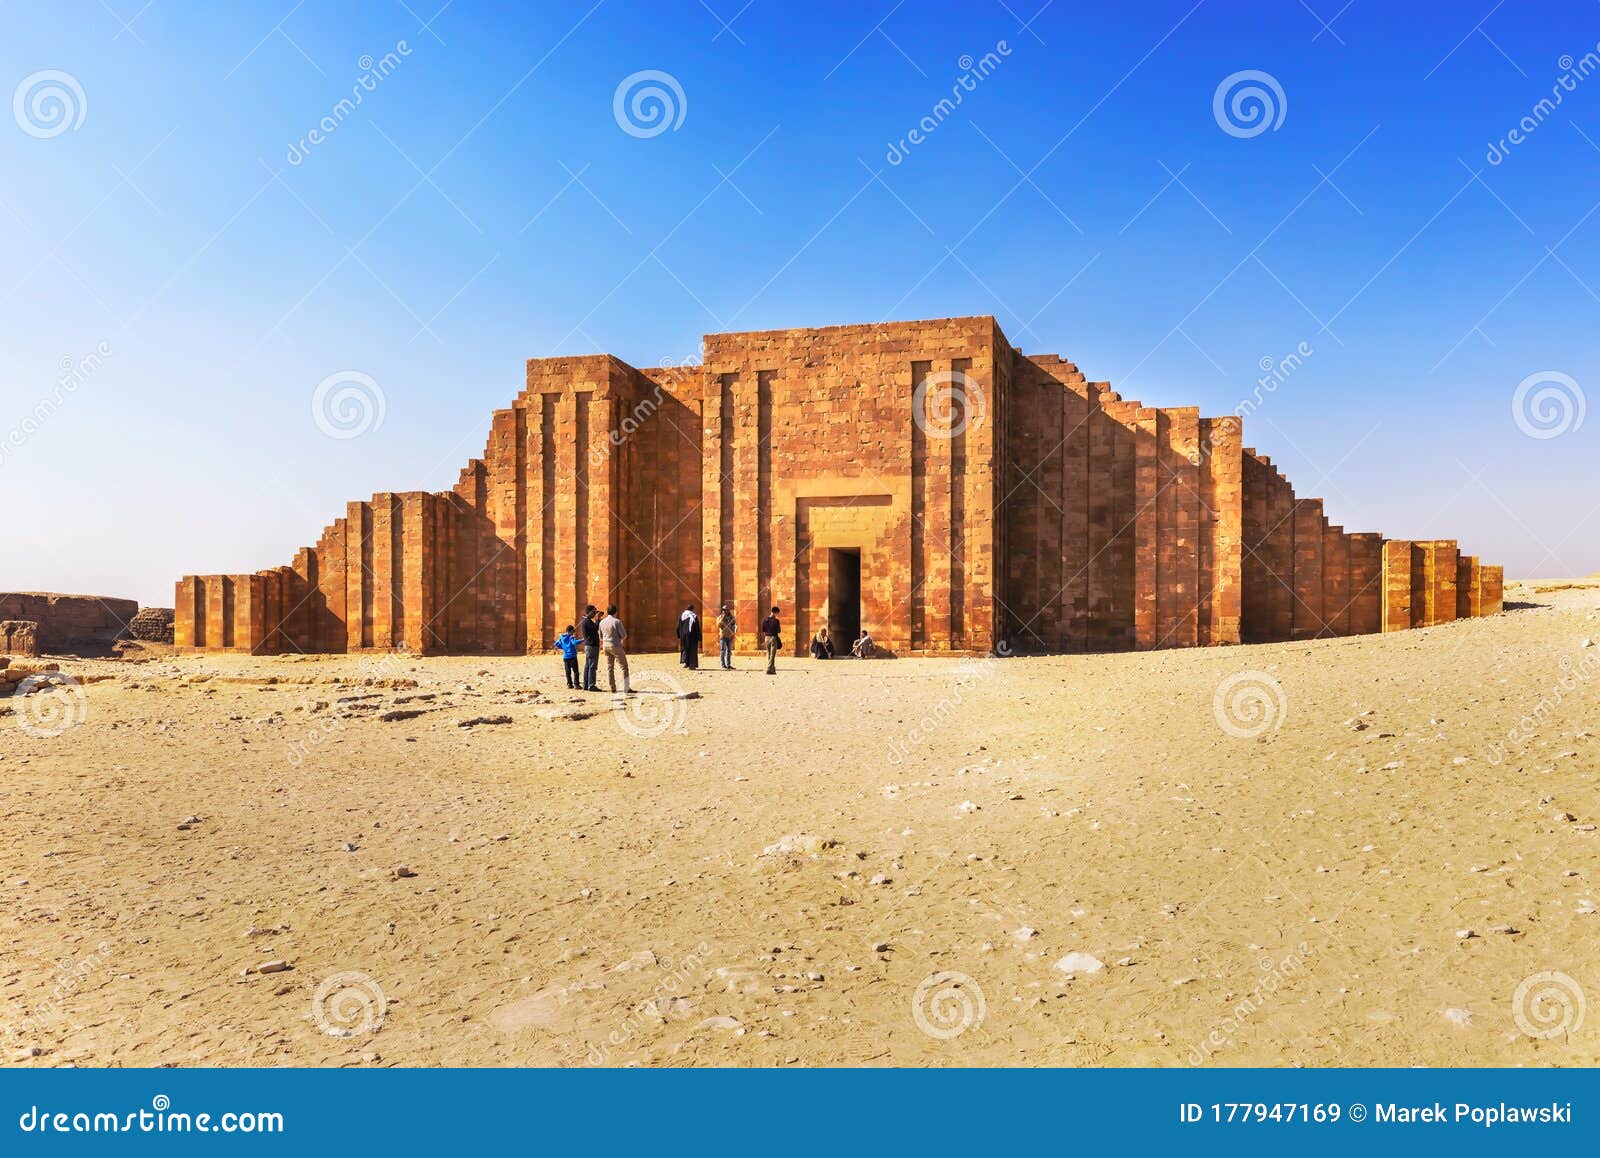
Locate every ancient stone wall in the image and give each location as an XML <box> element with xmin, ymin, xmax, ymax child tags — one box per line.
<box><xmin>0</xmin><ymin>593</ymin><xmax>136</xmax><ymax>652</ymax></box>
<box><xmin>173</xmin><ymin>315</ymin><xmax>1503</xmax><ymax>656</ymax></box>
<box><xmin>1</xmin><ymin>620</ymin><xmax>40</xmax><ymax>657</ymax></box>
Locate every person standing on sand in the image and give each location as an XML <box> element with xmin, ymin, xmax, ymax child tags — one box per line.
<box><xmin>581</xmin><ymin>605</ymin><xmax>601</xmax><ymax>691</ymax></box>
<box><xmin>554</xmin><ymin>625</ymin><xmax>581</xmax><ymax>689</ymax></box>
<box><xmin>761</xmin><ymin>605</ymin><xmax>782</xmax><ymax>675</ymax></box>
<box><xmin>599</xmin><ymin>604</ymin><xmax>631</xmax><ymax>694</ymax></box>
<box><xmin>716</xmin><ymin>603</ymin><xmax>736</xmax><ymax>670</ymax></box>
<box><xmin>677</xmin><ymin>603</ymin><xmax>702</xmax><ymax>669</ymax></box>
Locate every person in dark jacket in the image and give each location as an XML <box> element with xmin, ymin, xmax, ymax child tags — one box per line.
<box><xmin>580</xmin><ymin>605</ymin><xmax>601</xmax><ymax>691</ymax></box>
<box><xmin>677</xmin><ymin>604</ymin><xmax>702</xmax><ymax>669</ymax></box>
<box><xmin>761</xmin><ymin>606</ymin><xmax>782</xmax><ymax>675</ymax></box>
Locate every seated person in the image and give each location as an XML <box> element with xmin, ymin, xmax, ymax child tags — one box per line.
<box><xmin>810</xmin><ymin>627</ymin><xmax>835</xmax><ymax>659</ymax></box>
<box><xmin>851</xmin><ymin>629</ymin><xmax>876</xmax><ymax>658</ymax></box>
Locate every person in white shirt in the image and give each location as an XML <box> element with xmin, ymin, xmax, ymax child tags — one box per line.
<box><xmin>598</xmin><ymin>605</ymin><xmax>631</xmax><ymax>693</ymax></box>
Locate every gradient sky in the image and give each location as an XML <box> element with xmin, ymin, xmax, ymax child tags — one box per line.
<box><xmin>3</xmin><ymin>0</ymin><xmax>1597</xmax><ymax>607</ymax></box>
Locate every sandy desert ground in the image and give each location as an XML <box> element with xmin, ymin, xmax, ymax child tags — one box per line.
<box><xmin>2</xmin><ymin>580</ymin><xmax>1597</xmax><ymax>1068</ymax></box>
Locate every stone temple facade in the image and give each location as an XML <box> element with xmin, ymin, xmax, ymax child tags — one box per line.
<box><xmin>174</xmin><ymin>316</ymin><xmax>1502</xmax><ymax>656</ymax></box>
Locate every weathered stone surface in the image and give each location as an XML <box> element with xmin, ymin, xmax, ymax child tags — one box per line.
<box><xmin>1</xmin><ymin>620</ymin><xmax>40</xmax><ymax>658</ymax></box>
<box><xmin>129</xmin><ymin>607</ymin><xmax>175</xmax><ymax>643</ymax></box>
<box><xmin>0</xmin><ymin>593</ymin><xmax>136</xmax><ymax>653</ymax></box>
<box><xmin>173</xmin><ymin>316</ymin><xmax>1503</xmax><ymax>656</ymax></box>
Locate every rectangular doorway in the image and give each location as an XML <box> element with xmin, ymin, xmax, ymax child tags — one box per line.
<box><xmin>828</xmin><ymin>548</ymin><xmax>861</xmax><ymax>650</ymax></box>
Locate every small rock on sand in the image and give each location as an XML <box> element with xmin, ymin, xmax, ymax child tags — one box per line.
<box><xmin>1054</xmin><ymin>952</ymin><xmax>1105</xmax><ymax>975</ymax></box>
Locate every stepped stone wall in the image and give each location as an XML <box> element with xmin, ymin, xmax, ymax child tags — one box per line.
<box><xmin>174</xmin><ymin>315</ymin><xmax>1503</xmax><ymax>656</ymax></box>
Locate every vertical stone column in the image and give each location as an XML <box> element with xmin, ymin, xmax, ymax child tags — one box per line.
<box><xmin>1131</xmin><ymin>407</ymin><xmax>1159</xmax><ymax>649</ymax></box>
<box><xmin>370</xmin><ymin>493</ymin><xmax>397</xmax><ymax>650</ymax></box>
<box><xmin>1291</xmin><ymin>499</ymin><xmax>1325</xmax><ymax>639</ymax></box>
<box><xmin>175</xmin><ymin>577</ymin><xmax>200</xmax><ymax>649</ymax></box>
<box><xmin>206</xmin><ymin>575</ymin><xmax>229</xmax><ymax>650</ymax></box>
<box><xmin>1348</xmin><ymin>533</ymin><xmax>1383</xmax><ymax>635</ymax></box>
<box><xmin>1382</xmin><ymin>540</ymin><xmax>1413</xmax><ymax>631</ymax></box>
<box><xmin>1323</xmin><ymin>526</ymin><xmax>1350</xmax><ymax>636</ymax></box>
<box><xmin>1481</xmin><ymin>565</ymin><xmax>1504</xmax><ymax>615</ymax></box>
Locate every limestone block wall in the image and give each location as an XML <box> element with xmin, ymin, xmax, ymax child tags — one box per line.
<box><xmin>0</xmin><ymin>592</ymin><xmax>137</xmax><ymax>651</ymax></box>
<box><xmin>174</xmin><ymin>314</ymin><xmax>1506</xmax><ymax>656</ymax></box>
<box><xmin>1001</xmin><ymin>355</ymin><xmax>1243</xmax><ymax>651</ymax></box>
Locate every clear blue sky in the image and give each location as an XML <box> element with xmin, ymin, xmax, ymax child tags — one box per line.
<box><xmin>3</xmin><ymin>0</ymin><xmax>1596</xmax><ymax>606</ymax></box>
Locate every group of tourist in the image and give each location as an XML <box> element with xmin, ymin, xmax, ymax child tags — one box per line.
<box><xmin>552</xmin><ymin>602</ymin><xmax>876</xmax><ymax>693</ymax></box>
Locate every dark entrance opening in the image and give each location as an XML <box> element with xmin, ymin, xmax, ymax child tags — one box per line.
<box><xmin>827</xmin><ymin>548</ymin><xmax>861</xmax><ymax>651</ymax></box>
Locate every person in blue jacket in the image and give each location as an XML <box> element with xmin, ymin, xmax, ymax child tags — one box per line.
<box><xmin>554</xmin><ymin>626</ymin><xmax>581</xmax><ymax>689</ymax></box>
